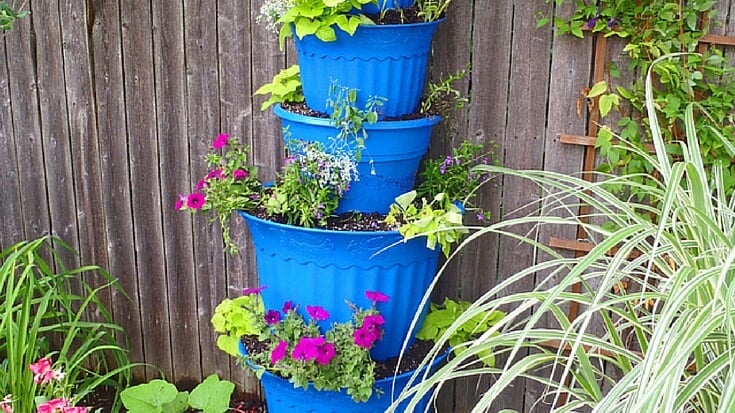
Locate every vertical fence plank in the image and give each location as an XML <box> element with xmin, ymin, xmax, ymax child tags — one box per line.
<box><xmin>183</xmin><ymin>0</ymin><xmax>229</xmax><ymax>381</ymax></box>
<box><xmin>0</xmin><ymin>35</ymin><xmax>24</xmax><ymax>249</ymax></box>
<box><xmin>120</xmin><ymin>0</ymin><xmax>173</xmax><ymax>380</ymax></box>
<box><xmin>153</xmin><ymin>0</ymin><xmax>202</xmax><ymax>387</ymax></box>
<box><xmin>90</xmin><ymin>0</ymin><xmax>145</xmax><ymax>379</ymax></box>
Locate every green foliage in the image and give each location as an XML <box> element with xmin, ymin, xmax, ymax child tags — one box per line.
<box><xmin>420</xmin><ymin>64</ymin><xmax>470</xmax><ymax>118</ymax></box>
<box><xmin>544</xmin><ymin>0</ymin><xmax>735</xmax><ymax>200</ymax></box>
<box><xmin>121</xmin><ymin>375</ymin><xmax>235</xmax><ymax>413</ymax></box>
<box><xmin>0</xmin><ymin>237</ymin><xmax>135</xmax><ymax>412</ymax></box>
<box><xmin>391</xmin><ymin>59</ymin><xmax>735</xmax><ymax>412</ymax></box>
<box><xmin>0</xmin><ymin>1</ymin><xmax>28</xmax><ymax>32</ymax></box>
<box><xmin>276</xmin><ymin>0</ymin><xmax>375</xmax><ymax>49</ymax></box>
<box><xmin>327</xmin><ymin>83</ymin><xmax>385</xmax><ymax>157</ymax></box>
<box><xmin>264</xmin><ymin>140</ymin><xmax>357</xmax><ymax>227</ymax></box>
<box><xmin>254</xmin><ymin>65</ymin><xmax>304</xmax><ymax>110</ymax></box>
<box><xmin>417</xmin><ymin>298</ymin><xmax>505</xmax><ymax>367</ymax></box>
<box><xmin>211</xmin><ymin>294</ymin><xmax>265</xmax><ymax>357</ymax></box>
<box><xmin>386</xmin><ymin>191</ymin><xmax>466</xmax><ymax>258</ymax></box>
<box><xmin>414</xmin><ymin>0</ymin><xmax>452</xmax><ymax>22</ymax></box>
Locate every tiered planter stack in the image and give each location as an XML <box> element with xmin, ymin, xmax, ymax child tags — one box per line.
<box><xmin>241</xmin><ymin>4</ymin><xmax>445</xmax><ymax>411</ymax></box>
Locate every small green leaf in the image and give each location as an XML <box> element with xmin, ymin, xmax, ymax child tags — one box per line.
<box><xmin>587</xmin><ymin>81</ymin><xmax>608</xmax><ymax>98</ymax></box>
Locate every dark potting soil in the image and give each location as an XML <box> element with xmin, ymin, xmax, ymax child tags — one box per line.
<box><xmin>367</xmin><ymin>6</ymin><xmax>424</xmax><ymax>25</ymax></box>
<box><xmin>250</xmin><ymin>206</ymin><xmax>398</xmax><ymax>232</ymax></box>
<box><xmin>241</xmin><ymin>336</ymin><xmax>440</xmax><ymax>380</ymax></box>
<box><xmin>280</xmin><ymin>100</ymin><xmax>432</xmax><ymax>121</ymax></box>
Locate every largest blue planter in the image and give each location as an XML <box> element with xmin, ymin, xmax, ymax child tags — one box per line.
<box><xmin>294</xmin><ymin>20</ymin><xmax>442</xmax><ymax>118</ymax></box>
<box><xmin>274</xmin><ymin>104</ymin><xmax>440</xmax><ymax>214</ymax></box>
<box><xmin>238</xmin><ymin>211</ymin><xmax>440</xmax><ymax>361</ymax></box>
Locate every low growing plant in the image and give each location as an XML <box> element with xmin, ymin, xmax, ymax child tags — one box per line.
<box><xmin>0</xmin><ymin>1</ymin><xmax>27</xmax><ymax>32</ymax></box>
<box><xmin>120</xmin><ymin>375</ymin><xmax>235</xmax><ymax>413</ymax></box>
<box><xmin>213</xmin><ymin>288</ymin><xmax>390</xmax><ymax>403</ymax></box>
<box><xmin>272</xmin><ymin>0</ymin><xmax>375</xmax><ymax>48</ymax></box>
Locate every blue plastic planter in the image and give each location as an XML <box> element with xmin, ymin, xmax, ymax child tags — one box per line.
<box><xmin>294</xmin><ymin>20</ymin><xmax>443</xmax><ymax>118</ymax></box>
<box><xmin>239</xmin><ymin>340</ymin><xmax>448</xmax><ymax>413</ymax></box>
<box><xmin>360</xmin><ymin>0</ymin><xmax>414</xmax><ymax>14</ymax></box>
<box><xmin>274</xmin><ymin>104</ymin><xmax>440</xmax><ymax>214</ymax></box>
<box><xmin>238</xmin><ymin>211</ymin><xmax>440</xmax><ymax>361</ymax></box>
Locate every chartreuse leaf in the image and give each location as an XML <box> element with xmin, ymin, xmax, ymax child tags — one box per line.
<box><xmin>121</xmin><ymin>380</ymin><xmax>180</xmax><ymax>413</ymax></box>
<box><xmin>587</xmin><ymin>81</ymin><xmax>608</xmax><ymax>98</ymax></box>
<box><xmin>189</xmin><ymin>375</ymin><xmax>236</xmax><ymax>413</ymax></box>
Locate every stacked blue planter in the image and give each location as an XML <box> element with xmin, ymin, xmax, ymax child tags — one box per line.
<box><xmin>243</xmin><ymin>4</ymin><xmax>445</xmax><ymax>412</ymax></box>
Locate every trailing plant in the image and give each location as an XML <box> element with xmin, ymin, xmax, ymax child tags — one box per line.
<box><xmin>0</xmin><ymin>1</ymin><xmax>27</xmax><ymax>32</ymax></box>
<box><xmin>0</xmin><ymin>237</ymin><xmax>135</xmax><ymax>413</ymax></box>
<box><xmin>420</xmin><ymin>64</ymin><xmax>470</xmax><ymax>117</ymax></box>
<box><xmin>120</xmin><ymin>375</ymin><xmax>235</xmax><ymax>413</ymax></box>
<box><xmin>391</xmin><ymin>57</ymin><xmax>735</xmax><ymax>412</ymax></box>
<box><xmin>253</xmin><ymin>65</ymin><xmax>304</xmax><ymax>110</ymax></box>
<box><xmin>213</xmin><ymin>288</ymin><xmax>390</xmax><ymax>403</ymax></box>
<box><xmin>327</xmin><ymin>83</ymin><xmax>384</xmax><ymax>154</ymax></box>
<box><xmin>416</xmin><ymin>298</ymin><xmax>505</xmax><ymax>367</ymax></box>
<box><xmin>414</xmin><ymin>0</ymin><xmax>452</xmax><ymax>22</ymax></box>
<box><xmin>540</xmin><ymin>0</ymin><xmax>735</xmax><ymax>199</ymax></box>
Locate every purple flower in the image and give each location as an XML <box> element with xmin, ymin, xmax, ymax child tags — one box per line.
<box><xmin>233</xmin><ymin>169</ymin><xmax>248</xmax><ymax>180</ymax></box>
<box><xmin>292</xmin><ymin>337</ymin><xmax>325</xmax><ymax>361</ymax></box>
<box><xmin>270</xmin><ymin>340</ymin><xmax>288</xmax><ymax>365</ymax></box>
<box><xmin>282</xmin><ymin>300</ymin><xmax>294</xmax><ymax>313</ymax></box>
<box><xmin>583</xmin><ymin>16</ymin><xmax>599</xmax><ymax>30</ymax></box>
<box><xmin>264</xmin><ymin>310</ymin><xmax>281</xmax><ymax>325</ymax></box>
<box><xmin>315</xmin><ymin>342</ymin><xmax>336</xmax><ymax>365</ymax></box>
<box><xmin>213</xmin><ymin>133</ymin><xmax>229</xmax><ymax>149</ymax></box>
<box><xmin>186</xmin><ymin>192</ymin><xmax>206</xmax><ymax>209</ymax></box>
<box><xmin>476</xmin><ymin>213</ymin><xmax>485</xmax><ymax>222</ymax></box>
<box><xmin>365</xmin><ymin>291</ymin><xmax>390</xmax><ymax>304</ymax></box>
<box><xmin>607</xmin><ymin>17</ymin><xmax>617</xmax><ymax>29</ymax></box>
<box><xmin>306</xmin><ymin>305</ymin><xmax>330</xmax><ymax>321</ymax></box>
<box><xmin>353</xmin><ymin>327</ymin><xmax>377</xmax><ymax>349</ymax></box>
<box><xmin>174</xmin><ymin>194</ymin><xmax>186</xmax><ymax>210</ymax></box>
<box><xmin>242</xmin><ymin>285</ymin><xmax>267</xmax><ymax>296</ymax></box>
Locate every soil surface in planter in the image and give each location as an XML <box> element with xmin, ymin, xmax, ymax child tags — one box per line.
<box><xmin>250</xmin><ymin>206</ymin><xmax>398</xmax><ymax>232</ymax></box>
<box><xmin>368</xmin><ymin>6</ymin><xmax>423</xmax><ymax>25</ymax></box>
<box><xmin>281</xmin><ymin>101</ymin><xmax>433</xmax><ymax>122</ymax></box>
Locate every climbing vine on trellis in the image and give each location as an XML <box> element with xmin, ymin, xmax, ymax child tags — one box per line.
<box><xmin>540</xmin><ymin>0</ymin><xmax>735</xmax><ymax>199</ymax></box>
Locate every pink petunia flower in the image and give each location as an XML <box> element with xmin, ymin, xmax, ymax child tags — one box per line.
<box><xmin>353</xmin><ymin>327</ymin><xmax>376</xmax><ymax>349</ymax></box>
<box><xmin>292</xmin><ymin>337</ymin><xmax>325</xmax><ymax>361</ymax></box>
<box><xmin>213</xmin><ymin>133</ymin><xmax>229</xmax><ymax>149</ymax></box>
<box><xmin>205</xmin><ymin>169</ymin><xmax>225</xmax><ymax>181</ymax></box>
<box><xmin>186</xmin><ymin>192</ymin><xmax>206</xmax><ymax>210</ymax></box>
<box><xmin>242</xmin><ymin>285</ymin><xmax>267</xmax><ymax>296</ymax></box>
<box><xmin>264</xmin><ymin>310</ymin><xmax>281</xmax><ymax>325</ymax></box>
<box><xmin>270</xmin><ymin>340</ymin><xmax>288</xmax><ymax>365</ymax></box>
<box><xmin>365</xmin><ymin>291</ymin><xmax>390</xmax><ymax>304</ymax></box>
<box><xmin>174</xmin><ymin>194</ymin><xmax>186</xmax><ymax>210</ymax></box>
<box><xmin>61</xmin><ymin>407</ymin><xmax>89</xmax><ymax>413</ymax></box>
<box><xmin>315</xmin><ymin>342</ymin><xmax>336</xmax><ymax>365</ymax></box>
<box><xmin>37</xmin><ymin>398</ymin><xmax>69</xmax><ymax>413</ymax></box>
<box><xmin>194</xmin><ymin>179</ymin><xmax>207</xmax><ymax>191</ymax></box>
<box><xmin>282</xmin><ymin>300</ymin><xmax>294</xmax><ymax>313</ymax></box>
<box><xmin>306</xmin><ymin>305</ymin><xmax>329</xmax><ymax>321</ymax></box>
<box><xmin>232</xmin><ymin>169</ymin><xmax>249</xmax><ymax>180</ymax></box>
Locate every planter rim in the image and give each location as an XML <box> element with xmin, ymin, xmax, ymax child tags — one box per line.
<box><xmin>238</xmin><ymin>210</ymin><xmax>402</xmax><ymax>238</ymax></box>
<box><xmin>273</xmin><ymin>104</ymin><xmax>441</xmax><ymax>130</ymax></box>
<box><xmin>349</xmin><ymin>18</ymin><xmax>446</xmax><ymax>31</ymax></box>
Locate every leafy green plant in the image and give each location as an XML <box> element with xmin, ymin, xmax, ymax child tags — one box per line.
<box><xmin>420</xmin><ymin>64</ymin><xmax>470</xmax><ymax>117</ymax></box>
<box><xmin>0</xmin><ymin>237</ymin><xmax>135</xmax><ymax>412</ymax></box>
<box><xmin>214</xmin><ymin>288</ymin><xmax>389</xmax><ymax>403</ymax></box>
<box><xmin>264</xmin><ymin>140</ymin><xmax>357</xmax><ymax>227</ymax></box>
<box><xmin>390</xmin><ymin>57</ymin><xmax>735</xmax><ymax>412</ymax></box>
<box><xmin>120</xmin><ymin>375</ymin><xmax>235</xmax><ymax>413</ymax></box>
<box><xmin>416</xmin><ymin>298</ymin><xmax>505</xmax><ymax>367</ymax></box>
<box><xmin>386</xmin><ymin>191</ymin><xmax>465</xmax><ymax>258</ymax></box>
<box><xmin>275</xmin><ymin>0</ymin><xmax>375</xmax><ymax>49</ymax></box>
<box><xmin>0</xmin><ymin>1</ymin><xmax>28</xmax><ymax>32</ymax></box>
<box><xmin>327</xmin><ymin>83</ymin><xmax>384</xmax><ymax>155</ymax></box>
<box><xmin>211</xmin><ymin>292</ymin><xmax>265</xmax><ymax>357</ymax></box>
<box><xmin>254</xmin><ymin>65</ymin><xmax>304</xmax><ymax>110</ymax></box>
<box><xmin>541</xmin><ymin>0</ymin><xmax>735</xmax><ymax>199</ymax></box>
<box><xmin>414</xmin><ymin>0</ymin><xmax>452</xmax><ymax>22</ymax></box>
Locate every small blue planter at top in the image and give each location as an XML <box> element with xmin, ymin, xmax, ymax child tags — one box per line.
<box><xmin>360</xmin><ymin>0</ymin><xmax>414</xmax><ymax>14</ymax></box>
<box><xmin>294</xmin><ymin>19</ymin><xmax>443</xmax><ymax>118</ymax></box>
<box><xmin>239</xmin><ymin>340</ymin><xmax>448</xmax><ymax>413</ymax></box>
<box><xmin>238</xmin><ymin>211</ymin><xmax>440</xmax><ymax>361</ymax></box>
<box><xmin>274</xmin><ymin>104</ymin><xmax>441</xmax><ymax>214</ymax></box>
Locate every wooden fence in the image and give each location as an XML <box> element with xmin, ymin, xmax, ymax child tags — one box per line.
<box><xmin>3</xmin><ymin>1</ymin><xmax>734</xmax><ymax>411</ymax></box>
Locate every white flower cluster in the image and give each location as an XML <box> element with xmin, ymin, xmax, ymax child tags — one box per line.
<box><xmin>256</xmin><ymin>0</ymin><xmax>295</xmax><ymax>33</ymax></box>
<box><xmin>302</xmin><ymin>144</ymin><xmax>359</xmax><ymax>196</ymax></box>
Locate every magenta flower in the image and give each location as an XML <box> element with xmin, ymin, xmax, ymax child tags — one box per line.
<box><xmin>36</xmin><ymin>398</ymin><xmax>69</xmax><ymax>413</ymax></box>
<box><xmin>292</xmin><ymin>337</ymin><xmax>325</xmax><ymax>361</ymax></box>
<box><xmin>365</xmin><ymin>291</ymin><xmax>390</xmax><ymax>304</ymax></box>
<box><xmin>306</xmin><ymin>305</ymin><xmax>330</xmax><ymax>321</ymax></box>
<box><xmin>28</xmin><ymin>357</ymin><xmax>64</xmax><ymax>385</ymax></box>
<box><xmin>270</xmin><ymin>340</ymin><xmax>288</xmax><ymax>365</ymax></box>
<box><xmin>353</xmin><ymin>327</ymin><xmax>376</xmax><ymax>349</ymax></box>
<box><xmin>242</xmin><ymin>285</ymin><xmax>267</xmax><ymax>296</ymax></box>
<box><xmin>205</xmin><ymin>169</ymin><xmax>225</xmax><ymax>181</ymax></box>
<box><xmin>213</xmin><ymin>133</ymin><xmax>229</xmax><ymax>149</ymax></box>
<box><xmin>264</xmin><ymin>310</ymin><xmax>281</xmax><ymax>325</ymax></box>
<box><xmin>282</xmin><ymin>300</ymin><xmax>294</xmax><ymax>313</ymax></box>
<box><xmin>1</xmin><ymin>395</ymin><xmax>11</xmax><ymax>413</ymax></box>
<box><xmin>174</xmin><ymin>194</ymin><xmax>186</xmax><ymax>210</ymax></box>
<box><xmin>315</xmin><ymin>342</ymin><xmax>336</xmax><ymax>365</ymax></box>
<box><xmin>363</xmin><ymin>314</ymin><xmax>385</xmax><ymax>328</ymax></box>
<box><xmin>61</xmin><ymin>407</ymin><xmax>89</xmax><ymax>413</ymax></box>
<box><xmin>233</xmin><ymin>169</ymin><xmax>249</xmax><ymax>180</ymax></box>
<box><xmin>194</xmin><ymin>179</ymin><xmax>207</xmax><ymax>191</ymax></box>
<box><xmin>186</xmin><ymin>192</ymin><xmax>206</xmax><ymax>210</ymax></box>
